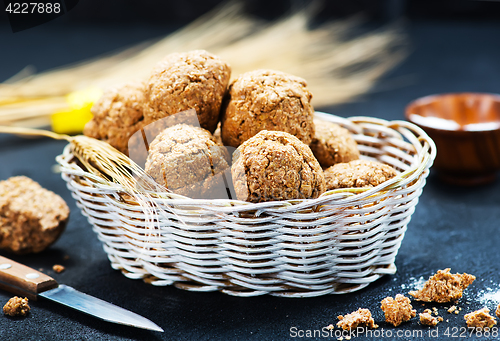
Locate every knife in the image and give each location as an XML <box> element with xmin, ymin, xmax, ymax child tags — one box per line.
<box><xmin>0</xmin><ymin>255</ymin><xmax>163</xmax><ymax>332</ymax></box>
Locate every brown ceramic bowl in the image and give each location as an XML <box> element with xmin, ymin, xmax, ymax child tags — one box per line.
<box><xmin>406</xmin><ymin>93</ymin><xmax>500</xmax><ymax>186</ymax></box>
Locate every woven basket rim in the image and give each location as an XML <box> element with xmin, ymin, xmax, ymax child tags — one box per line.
<box><xmin>57</xmin><ymin>113</ymin><xmax>436</xmax><ymax>210</ymax></box>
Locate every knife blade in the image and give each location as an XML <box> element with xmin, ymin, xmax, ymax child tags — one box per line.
<box><xmin>0</xmin><ymin>255</ymin><xmax>163</xmax><ymax>332</ymax></box>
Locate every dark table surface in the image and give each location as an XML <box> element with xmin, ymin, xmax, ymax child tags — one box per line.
<box><xmin>1</xmin><ymin>18</ymin><xmax>500</xmax><ymax>341</ymax></box>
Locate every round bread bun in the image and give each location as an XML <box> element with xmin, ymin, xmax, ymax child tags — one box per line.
<box><xmin>221</xmin><ymin>69</ymin><xmax>315</xmax><ymax>148</ymax></box>
<box><xmin>83</xmin><ymin>81</ymin><xmax>146</xmax><ymax>155</ymax></box>
<box><xmin>324</xmin><ymin>160</ymin><xmax>397</xmax><ymax>190</ymax></box>
<box><xmin>144</xmin><ymin>124</ymin><xmax>230</xmax><ymax>199</ymax></box>
<box><xmin>310</xmin><ymin>118</ymin><xmax>360</xmax><ymax>168</ymax></box>
<box><xmin>145</xmin><ymin>50</ymin><xmax>231</xmax><ymax>133</ymax></box>
<box><xmin>231</xmin><ymin>130</ymin><xmax>325</xmax><ymax>202</ymax></box>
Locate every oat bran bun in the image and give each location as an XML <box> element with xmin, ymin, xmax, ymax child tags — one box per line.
<box><xmin>231</xmin><ymin>130</ymin><xmax>325</xmax><ymax>203</ymax></box>
<box><xmin>221</xmin><ymin>69</ymin><xmax>315</xmax><ymax>148</ymax></box>
<box><xmin>146</xmin><ymin>50</ymin><xmax>231</xmax><ymax>133</ymax></box>
<box><xmin>144</xmin><ymin>124</ymin><xmax>230</xmax><ymax>199</ymax></box>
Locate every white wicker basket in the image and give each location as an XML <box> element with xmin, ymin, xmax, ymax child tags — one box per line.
<box><xmin>57</xmin><ymin>113</ymin><xmax>436</xmax><ymax>297</ymax></box>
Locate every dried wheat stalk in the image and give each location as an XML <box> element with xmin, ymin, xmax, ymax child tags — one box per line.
<box><xmin>0</xmin><ymin>2</ymin><xmax>406</xmax><ymax>128</ymax></box>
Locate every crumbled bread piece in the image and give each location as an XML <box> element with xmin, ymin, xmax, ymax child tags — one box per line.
<box><xmin>496</xmin><ymin>304</ymin><xmax>500</xmax><ymax>318</ymax></box>
<box><xmin>420</xmin><ymin>312</ymin><xmax>440</xmax><ymax>326</ymax></box>
<box><xmin>409</xmin><ymin>268</ymin><xmax>475</xmax><ymax>303</ymax></box>
<box><xmin>380</xmin><ymin>294</ymin><xmax>416</xmax><ymax>327</ymax></box>
<box><xmin>438</xmin><ymin>317</ymin><xmax>443</xmax><ymax>322</ymax></box>
<box><xmin>464</xmin><ymin>308</ymin><xmax>497</xmax><ymax>329</ymax></box>
<box><xmin>345</xmin><ymin>336</ymin><xmax>351</xmax><ymax>340</ymax></box>
<box><xmin>0</xmin><ymin>176</ymin><xmax>69</xmax><ymax>254</ymax></box>
<box><xmin>52</xmin><ymin>264</ymin><xmax>65</xmax><ymax>273</ymax></box>
<box><xmin>337</xmin><ymin>308</ymin><xmax>378</xmax><ymax>330</ymax></box>
<box><xmin>3</xmin><ymin>297</ymin><xmax>30</xmax><ymax>317</ymax></box>
<box><xmin>448</xmin><ymin>306</ymin><xmax>457</xmax><ymax>313</ymax></box>
<box><xmin>326</xmin><ymin>324</ymin><xmax>334</xmax><ymax>330</ymax></box>
<box><xmin>455</xmin><ymin>310</ymin><xmax>459</xmax><ymax>315</ymax></box>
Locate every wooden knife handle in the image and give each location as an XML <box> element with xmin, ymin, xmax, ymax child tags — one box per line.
<box><xmin>0</xmin><ymin>255</ymin><xmax>58</xmax><ymax>295</ymax></box>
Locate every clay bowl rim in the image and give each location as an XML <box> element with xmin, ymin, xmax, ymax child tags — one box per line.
<box><xmin>405</xmin><ymin>92</ymin><xmax>500</xmax><ymax>135</ymax></box>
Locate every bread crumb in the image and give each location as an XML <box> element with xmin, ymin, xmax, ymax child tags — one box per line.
<box><xmin>419</xmin><ymin>312</ymin><xmax>440</xmax><ymax>326</ymax></box>
<box><xmin>345</xmin><ymin>336</ymin><xmax>351</xmax><ymax>340</ymax></box>
<box><xmin>424</xmin><ymin>309</ymin><xmax>432</xmax><ymax>314</ymax></box>
<box><xmin>52</xmin><ymin>264</ymin><xmax>65</xmax><ymax>273</ymax></box>
<box><xmin>380</xmin><ymin>294</ymin><xmax>416</xmax><ymax>327</ymax></box>
<box><xmin>336</xmin><ymin>308</ymin><xmax>378</xmax><ymax>330</ymax></box>
<box><xmin>3</xmin><ymin>297</ymin><xmax>30</xmax><ymax>317</ymax></box>
<box><xmin>438</xmin><ymin>317</ymin><xmax>443</xmax><ymax>322</ymax></box>
<box><xmin>496</xmin><ymin>303</ymin><xmax>500</xmax><ymax>318</ymax></box>
<box><xmin>454</xmin><ymin>310</ymin><xmax>459</xmax><ymax>315</ymax></box>
<box><xmin>464</xmin><ymin>307</ymin><xmax>497</xmax><ymax>329</ymax></box>
<box><xmin>409</xmin><ymin>268</ymin><xmax>475</xmax><ymax>303</ymax></box>
<box><xmin>326</xmin><ymin>324</ymin><xmax>334</xmax><ymax>330</ymax></box>
<box><xmin>448</xmin><ymin>306</ymin><xmax>457</xmax><ymax>313</ymax></box>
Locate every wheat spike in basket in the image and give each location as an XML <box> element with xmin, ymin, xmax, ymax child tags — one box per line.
<box><xmin>57</xmin><ymin>112</ymin><xmax>436</xmax><ymax>298</ymax></box>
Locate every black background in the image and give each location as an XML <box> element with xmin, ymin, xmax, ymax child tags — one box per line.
<box><xmin>1</xmin><ymin>1</ymin><xmax>500</xmax><ymax>340</ymax></box>
<box><xmin>3</xmin><ymin>0</ymin><xmax>500</xmax><ymax>28</ymax></box>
